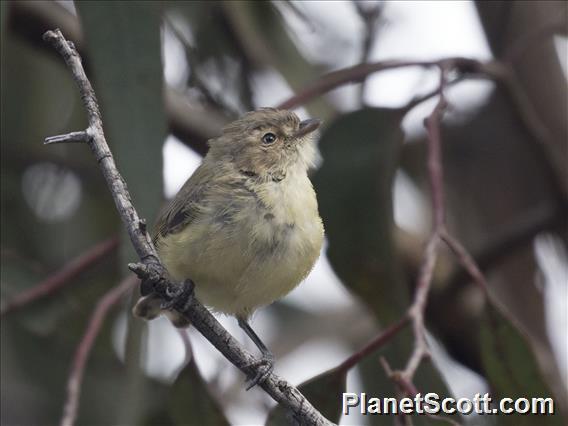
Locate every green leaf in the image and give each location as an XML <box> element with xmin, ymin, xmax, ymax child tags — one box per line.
<box><xmin>169</xmin><ymin>359</ymin><xmax>230</xmax><ymax>426</ymax></box>
<box><xmin>313</xmin><ymin>108</ymin><xmax>454</xmax><ymax>425</ymax></box>
<box><xmin>266</xmin><ymin>367</ymin><xmax>346</xmax><ymax>425</ymax></box>
<box><xmin>479</xmin><ymin>303</ymin><xmax>565</xmax><ymax>425</ymax></box>
<box><xmin>313</xmin><ymin>107</ymin><xmax>407</xmax><ymax>323</ymax></box>
<box><xmin>75</xmin><ymin>1</ymin><xmax>166</xmax><ymax>228</ymax></box>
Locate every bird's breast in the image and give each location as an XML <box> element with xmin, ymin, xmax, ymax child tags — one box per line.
<box><xmin>158</xmin><ymin>170</ymin><xmax>324</xmax><ymax>317</ymax></box>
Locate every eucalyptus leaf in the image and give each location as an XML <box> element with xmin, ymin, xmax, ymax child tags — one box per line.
<box><xmin>266</xmin><ymin>367</ymin><xmax>346</xmax><ymax>425</ymax></box>
<box><xmin>479</xmin><ymin>304</ymin><xmax>565</xmax><ymax>425</ymax></box>
<box><xmin>313</xmin><ymin>108</ymin><xmax>454</xmax><ymax>425</ymax></box>
<box><xmin>169</xmin><ymin>359</ymin><xmax>230</xmax><ymax>426</ymax></box>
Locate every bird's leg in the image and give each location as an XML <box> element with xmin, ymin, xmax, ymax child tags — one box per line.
<box><xmin>237</xmin><ymin>317</ymin><xmax>274</xmax><ymax>390</ymax></box>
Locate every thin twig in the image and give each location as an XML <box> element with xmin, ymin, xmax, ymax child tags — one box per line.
<box><xmin>353</xmin><ymin>1</ymin><xmax>385</xmax><ymax>106</ymax></box>
<box><xmin>336</xmin><ymin>316</ymin><xmax>410</xmax><ymax>373</ymax></box>
<box><xmin>441</xmin><ymin>232</ymin><xmax>488</xmax><ymax>295</ymax></box>
<box><xmin>164</xmin><ymin>17</ymin><xmax>241</xmax><ymax>118</ymax></box>
<box><xmin>277</xmin><ymin>57</ymin><xmax>483</xmax><ymax>110</ymax></box>
<box><xmin>45</xmin><ymin>130</ymin><xmax>90</xmax><ymax>145</ymax></box>
<box><xmin>382</xmin><ymin>63</ymin><xmax>489</xmax><ymax>407</ymax></box>
<box><xmin>1</xmin><ymin>236</ymin><xmax>119</xmax><ymax>316</ymax></box>
<box><xmin>387</xmin><ymin>65</ymin><xmax>450</xmax><ymax>389</ymax></box>
<box><xmin>61</xmin><ymin>275</ymin><xmax>138</xmax><ymax>426</ymax></box>
<box><xmin>43</xmin><ymin>29</ymin><xmax>332</xmax><ymax>426</ymax></box>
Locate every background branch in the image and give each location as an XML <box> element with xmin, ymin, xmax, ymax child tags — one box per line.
<box><xmin>1</xmin><ymin>236</ymin><xmax>119</xmax><ymax>316</ymax></box>
<box><xmin>61</xmin><ymin>275</ymin><xmax>137</xmax><ymax>426</ymax></box>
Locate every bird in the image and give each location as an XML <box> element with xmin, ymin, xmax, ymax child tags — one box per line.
<box><xmin>133</xmin><ymin>108</ymin><xmax>324</xmax><ymax>385</ymax></box>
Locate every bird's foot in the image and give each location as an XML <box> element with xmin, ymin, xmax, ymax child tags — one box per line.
<box><xmin>244</xmin><ymin>352</ymin><xmax>274</xmax><ymax>391</ymax></box>
<box><xmin>160</xmin><ymin>279</ymin><xmax>195</xmax><ymax>311</ymax></box>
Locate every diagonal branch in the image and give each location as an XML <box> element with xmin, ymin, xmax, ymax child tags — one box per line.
<box><xmin>43</xmin><ymin>29</ymin><xmax>332</xmax><ymax>426</ymax></box>
<box><xmin>277</xmin><ymin>57</ymin><xmax>485</xmax><ymax>110</ymax></box>
<box><xmin>61</xmin><ymin>275</ymin><xmax>138</xmax><ymax>426</ymax></box>
<box><xmin>1</xmin><ymin>236</ymin><xmax>119</xmax><ymax>316</ymax></box>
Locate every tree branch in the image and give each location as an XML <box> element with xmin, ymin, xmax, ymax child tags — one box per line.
<box><xmin>277</xmin><ymin>57</ymin><xmax>485</xmax><ymax>110</ymax></box>
<box><xmin>386</xmin><ymin>65</ymin><xmax>450</xmax><ymax>390</ymax></box>
<box><xmin>381</xmin><ymin>62</ymin><xmax>491</xmax><ymax>403</ymax></box>
<box><xmin>43</xmin><ymin>29</ymin><xmax>332</xmax><ymax>426</ymax></box>
<box><xmin>336</xmin><ymin>316</ymin><xmax>410</xmax><ymax>373</ymax></box>
<box><xmin>1</xmin><ymin>236</ymin><xmax>119</xmax><ymax>316</ymax></box>
<box><xmin>61</xmin><ymin>275</ymin><xmax>138</xmax><ymax>426</ymax></box>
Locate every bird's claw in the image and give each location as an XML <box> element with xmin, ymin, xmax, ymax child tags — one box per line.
<box><xmin>245</xmin><ymin>352</ymin><xmax>274</xmax><ymax>390</ymax></box>
<box><xmin>160</xmin><ymin>279</ymin><xmax>195</xmax><ymax>310</ymax></box>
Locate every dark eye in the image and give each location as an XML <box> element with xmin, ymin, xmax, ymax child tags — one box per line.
<box><xmin>262</xmin><ymin>132</ymin><xmax>277</xmax><ymax>144</ymax></box>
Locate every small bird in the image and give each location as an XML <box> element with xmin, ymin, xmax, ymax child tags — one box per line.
<box><xmin>133</xmin><ymin>108</ymin><xmax>324</xmax><ymax>382</ymax></box>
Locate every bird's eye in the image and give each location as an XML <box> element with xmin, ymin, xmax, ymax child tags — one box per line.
<box><xmin>262</xmin><ymin>132</ymin><xmax>277</xmax><ymax>144</ymax></box>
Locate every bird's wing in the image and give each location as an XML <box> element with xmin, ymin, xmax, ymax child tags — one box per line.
<box><xmin>153</xmin><ymin>163</ymin><xmax>215</xmax><ymax>244</ymax></box>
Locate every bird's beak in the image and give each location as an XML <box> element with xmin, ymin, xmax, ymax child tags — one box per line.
<box><xmin>294</xmin><ymin>118</ymin><xmax>322</xmax><ymax>138</ymax></box>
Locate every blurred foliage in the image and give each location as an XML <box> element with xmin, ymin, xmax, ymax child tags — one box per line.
<box><xmin>479</xmin><ymin>305</ymin><xmax>563</xmax><ymax>426</ymax></box>
<box><xmin>314</xmin><ymin>108</ymin><xmax>452</xmax><ymax>425</ymax></box>
<box><xmin>1</xmin><ymin>1</ymin><xmax>566</xmax><ymax>426</ymax></box>
<box><xmin>267</xmin><ymin>367</ymin><xmax>346</xmax><ymax>425</ymax></box>
<box><xmin>314</xmin><ymin>108</ymin><xmax>406</xmax><ymax>322</ymax></box>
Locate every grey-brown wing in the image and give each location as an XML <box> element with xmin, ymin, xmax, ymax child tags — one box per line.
<box><xmin>153</xmin><ymin>163</ymin><xmax>214</xmax><ymax>244</ymax></box>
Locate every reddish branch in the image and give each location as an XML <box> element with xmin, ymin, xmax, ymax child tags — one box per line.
<box><xmin>379</xmin><ymin>63</ymin><xmax>490</xmax><ymax>399</ymax></box>
<box><xmin>277</xmin><ymin>57</ymin><xmax>482</xmax><ymax>110</ymax></box>
<box><xmin>381</xmin><ymin>66</ymin><xmax>451</xmax><ymax>392</ymax></box>
<box><xmin>61</xmin><ymin>275</ymin><xmax>138</xmax><ymax>426</ymax></box>
<box><xmin>1</xmin><ymin>236</ymin><xmax>119</xmax><ymax>316</ymax></box>
<box><xmin>336</xmin><ymin>316</ymin><xmax>410</xmax><ymax>373</ymax></box>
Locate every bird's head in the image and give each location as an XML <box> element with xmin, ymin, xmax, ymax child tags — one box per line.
<box><xmin>208</xmin><ymin>108</ymin><xmax>321</xmax><ymax>179</ymax></box>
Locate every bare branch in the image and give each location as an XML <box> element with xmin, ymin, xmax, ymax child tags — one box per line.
<box><xmin>353</xmin><ymin>0</ymin><xmax>385</xmax><ymax>105</ymax></box>
<box><xmin>43</xmin><ymin>29</ymin><xmax>333</xmax><ymax>426</ymax></box>
<box><xmin>441</xmin><ymin>232</ymin><xmax>488</xmax><ymax>294</ymax></box>
<box><xmin>45</xmin><ymin>130</ymin><xmax>90</xmax><ymax>145</ymax></box>
<box><xmin>277</xmin><ymin>57</ymin><xmax>484</xmax><ymax>110</ymax></box>
<box><xmin>337</xmin><ymin>316</ymin><xmax>410</xmax><ymax>373</ymax></box>
<box><xmin>61</xmin><ymin>275</ymin><xmax>138</xmax><ymax>426</ymax></box>
<box><xmin>1</xmin><ymin>236</ymin><xmax>119</xmax><ymax>316</ymax></box>
<box><xmin>382</xmin><ymin>62</ymin><xmax>490</xmax><ymax>404</ymax></box>
<box><xmin>383</xmin><ymin>65</ymin><xmax>451</xmax><ymax>390</ymax></box>
<box><xmin>278</xmin><ymin>59</ymin><xmax>439</xmax><ymax>110</ymax></box>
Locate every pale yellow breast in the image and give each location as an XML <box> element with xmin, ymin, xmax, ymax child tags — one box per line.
<box><xmin>157</xmin><ymin>171</ymin><xmax>324</xmax><ymax>318</ymax></box>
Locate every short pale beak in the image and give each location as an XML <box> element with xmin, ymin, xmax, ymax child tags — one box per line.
<box><xmin>294</xmin><ymin>118</ymin><xmax>322</xmax><ymax>138</ymax></box>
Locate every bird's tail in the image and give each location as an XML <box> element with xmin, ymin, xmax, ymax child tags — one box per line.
<box><xmin>132</xmin><ymin>294</ymin><xmax>191</xmax><ymax>328</ymax></box>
